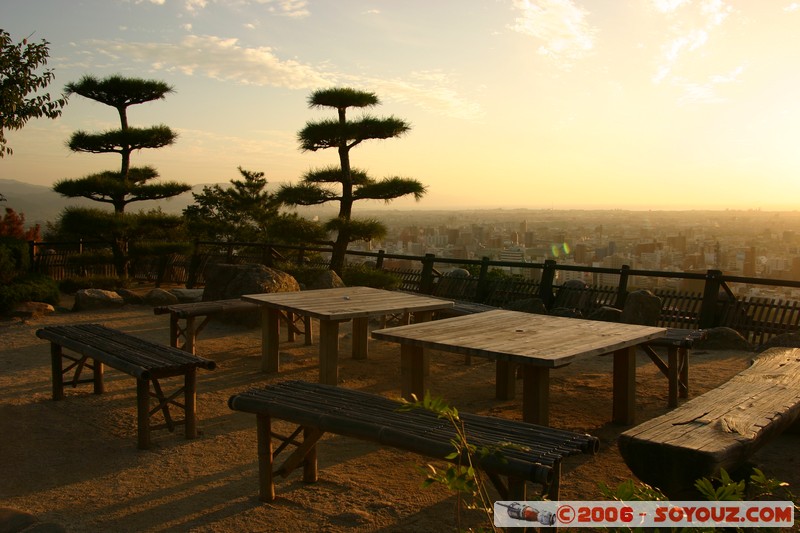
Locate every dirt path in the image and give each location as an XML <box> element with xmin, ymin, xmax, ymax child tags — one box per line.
<box><xmin>1</xmin><ymin>300</ymin><xmax>797</xmax><ymax>532</ymax></box>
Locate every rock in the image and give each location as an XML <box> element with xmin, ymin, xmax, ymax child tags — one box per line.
<box><xmin>621</xmin><ymin>289</ymin><xmax>662</xmax><ymax>326</ymax></box>
<box><xmin>550</xmin><ymin>307</ymin><xmax>583</xmax><ymax>318</ymax></box>
<box><xmin>116</xmin><ymin>288</ymin><xmax>144</xmax><ymax>305</ymax></box>
<box><xmin>0</xmin><ymin>507</ymin><xmax>36</xmax><ymax>532</ymax></box>
<box><xmin>202</xmin><ymin>264</ymin><xmax>300</xmax><ymax>326</ymax></box>
<box><xmin>695</xmin><ymin>327</ymin><xmax>752</xmax><ymax>351</ymax></box>
<box><xmin>503</xmin><ymin>298</ymin><xmax>547</xmax><ymax>314</ymax></box>
<box><xmin>588</xmin><ymin>306</ymin><xmax>622</xmax><ymax>322</ymax></box>
<box><xmin>308</xmin><ymin>270</ymin><xmax>346</xmax><ymax>290</ymax></box>
<box><xmin>170</xmin><ymin>288</ymin><xmax>204</xmax><ymax>303</ymax></box>
<box><xmin>10</xmin><ymin>302</ymin><xmax>55</xmax><ymax>319</ymax></box>
<box><xmin>553</xmin><ymin>279</ymin><xmax>591</xmax><ymax>312</ymax></box>
<box><xmin>142</xmin><ymin>288</ymin><xmax>179</xmax><ymax>306</ymax></box>
<box><xmin>73</xmin><ymin>289</ymin><xmax>125</xmax><ymax>312</ymax></box>
<box><xmin>756</xmin><ymin>332</ymin><xmax>800</xmax><ymax>353</ymax></box>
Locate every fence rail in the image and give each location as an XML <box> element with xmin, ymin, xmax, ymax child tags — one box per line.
<box><xmin>28</xmin><ymin>239</ymin><xmax>800</xmax><ymax>346</ymax></box>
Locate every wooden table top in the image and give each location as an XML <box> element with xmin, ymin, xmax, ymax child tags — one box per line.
<box><xmin>242</xmin><ymin>287</ymin><xmax>454</xmax><ymax>320</ymax></box>
<box><xmin>372</xmin><ymin>309</ymin><xmax>666</xmax><ymax>368</ymax></box>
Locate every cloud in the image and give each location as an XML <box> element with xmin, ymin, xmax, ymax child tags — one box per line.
<box><xmin>785</xmin><ymin>2</ymin><xmax>800</xmax><ymax>11</ymax></box>
<box><xmin>674</xmin><ymin>65</ymin><xmax>744</xmax><ymax>104</ymax></box>
<box><xmin>80</xmin><ymin>36</ymin><xmax>482</xmax><ymax>120</ymax></box>
<box><xmin>509</xmin><ymin>0</ymin><xmax>596</xmax><ymax>67</ymax></box>
<box><xmin>179</xmin><ymin>0</ymin><xmax>309</xmax><ymax>17</ymax></box>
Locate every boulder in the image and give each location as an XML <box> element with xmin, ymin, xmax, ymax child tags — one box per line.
<box><xmin>142</xmin><ymin>288</ymin><xmax>179</xmax><ymax>306</ymax></box>
<box><xmin>73</xmin><ymin>289</ymin><xmax>125</xmax><ymax>312</ymax></box>
<box><xmin>550</xmin><ymin>307</ymin><xmax>583</xmax><ymax>318</ymax></box>
<box><xmin>588</xmin><ymin>306</ymin><xmax>622</xmax><ymax>322</ymax></box>
<box><xmin>202</xmin><ymin>264</ymin><xmax>300</xmax><ymax>326</ymax></box>
<box><xmin>503</xmin><ymin>298</ymin><xmax>547</xmax><ymax>314</ymax></box>
<box><xmin>116</xmin><ymin>288</ymin><xmax>144</xmax><ymax>305</ymax></box>
<box><xmin>756</xmin><ymin>332</ymin><xmax>800</xmax><ymax>353</ymax></box>
<box><xmin>170</xmin><ymin>288</ymin><xmax>204</xmax><ymax>303</ymax></box>
<box><xmin>308</xmin><ymin>270</ymin><xmax>346</xmax><ymax>290</ymax></box>
<box><xmin>695</xmin><ymin>327</ymin><xmax>752</xmax><ymax>351</ymax></box>
<box><xmin>621</xmin><ymin>290</ymin><xmax>662</xmax><ymax>326</ymax></box>
<box><xmin>10</xmin><ymin>302</ymin><xmax>55</xmax><ymax>319</ymax></box>
<box><xmin>553</xmin><ymin>279</ymin><xmax>591</xmax><ymax>312</ymax></box>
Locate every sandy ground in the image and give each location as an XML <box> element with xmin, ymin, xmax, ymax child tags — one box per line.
<box><xmin>1</xmin><ymin>293</ymin><xmax>798</xmax><ymax>532</ymax></box>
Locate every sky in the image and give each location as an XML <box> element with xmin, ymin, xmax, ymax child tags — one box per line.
<box><xmin>3</xmin><ymin>0</ymin><xmax>800</xmax><ymax>211</ymax></box>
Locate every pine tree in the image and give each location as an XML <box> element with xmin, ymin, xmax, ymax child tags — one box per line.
<box><xmin>53</xmin><ymin>75</ymin><xmax>191</xmax><ymax>278</ymax></box>
<box><xmin>277</xmin><ymin>87</ymin><xmax>426</xmax><ymax>275</ymax></box>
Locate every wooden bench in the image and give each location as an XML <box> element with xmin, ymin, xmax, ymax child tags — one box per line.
<box><xmin>153</xmin><ymin>299</ymin><xmax>312</xmax><ymax>353</ymax></box>
<box><xmin>639</xmin><ymin>328</ymin><xmax>708</xmax><ymax>407</ymax></box>
<box><xmin>618</xmin><ymin>347</ymin><xmax>800</xmax><ymax>497</ymax></box>
<box><xmin>228</xmin><ymin>380</ymin><xmax>599</xmax><ymax>502</ymax></box>
<box><xmin>37</xmin><ymin>324</ymin><xmax>217</xmax><ymax>449</ymax></box>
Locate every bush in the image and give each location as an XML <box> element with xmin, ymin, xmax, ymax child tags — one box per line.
<box><xmin>0</xmin><ymin>237</ymin><xmax>30</xmax><ymax>284</ymax></box>
<box><xmin>343</xmin><ymin>264</ymin><xmax>401</xmax><ymax>290</ymax></box>
<box><xmin>0</xmin><ymin>273</ymin><xmax>60</xmax><ymax>313</ymax></box>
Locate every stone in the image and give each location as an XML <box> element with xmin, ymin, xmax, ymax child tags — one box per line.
<box><xmin>588</xmin><ymin>306</ymin><xmax>622</xmax><ymax>322</ymax></box>
<box><xmin>553</xmin><ymin>279</ymin><xmax>591</xmax><ymax>312</ymax></box>
<box><xmin>756</xmin><ymin>332</ymin><xmax>800</xmax><ymax>353</ymax></box>
<box><xmin>502</xmin><ymin>297</ymin><xmax>547</xmax><ymax>314</ymax></box>
<box><xmin>9</xmin><ymin>302</ymin><xmax>55</xmax><ymax>319</ymax></box>
<box><xmin>115</xmin><ymin>288</ymin><xmax>144</xmax><ymax>305</ymax></box>
<box><xmin>308</xmin><ymin>270</ymin><xmax>346</xmax><ymax>290</ymax></box>
<box><xmin>142</xmin><ymin>288</ymin><xmax>179</xmax><ymax>306</ymax></box>
<box><xmin>550</xmin><ymin>307</ymin><xmax>583</xmax><ymax>318</ymax></box>
<box><xmin>202</xmin><ymin>264</ymin><xmax>300</xmax><ymax>326</ymax></box>
<box><xmin>170</xmin><ymin>288</ymin><xmax>204</xmax><ymax>303</ymax></box>
<box><xmin>695</xmin><ymin>327</ymin><xmax>752</xmax><ymax>351</ymax></box>
<box><xmin>620</xmin><ymin>289</ymin><xmax>662</xmax><ymax>326</ymax></box>
<box><xmin>72</xmin><ymin>289</ymin><xmax>125</xmax><ymax>312</ymax></box>
<box><xmin>0</xmin><ymin>507</ymin><xmax>36</xmax><ymax>532</ymax></box>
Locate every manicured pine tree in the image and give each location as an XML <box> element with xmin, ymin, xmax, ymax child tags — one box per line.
<box><xmin>277</xmin><ymin>87</ymin><xmax>426</xmax><ymax>276</ymax></box>
<box><xmin>53</xmin><ymin>75</ymin><xmax>191</xmax><ymax>278</ymax></box>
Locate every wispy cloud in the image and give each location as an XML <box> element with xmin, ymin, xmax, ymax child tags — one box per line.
<box><xmin>652</xmin><ymin>0</ymin><xmax>731</xmax><ymax>84</ymax></box>
<box><xmin>178</xmin><ymin>0</ymin><xmax>309</xmax><ymax>17</ymax></box>
<box><xmin>509</xmin><ymin>0</ymin><xmax>596</xmax><ymax>68</ymax></box>
<box><xmin>80</xmin><ymin>36</ymin><xmax>483</xmax><ymax>120</ymax></box>
<box><xmin>674</xmin><ymin>65</ymin><xmax>744</xmax><ymax>104</ymax></box>
<box><xmin>785</xmin><ymin>2</ymin><xmax>800</xmax><ymax>11</ymax></box>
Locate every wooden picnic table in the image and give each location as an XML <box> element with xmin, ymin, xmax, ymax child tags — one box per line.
<box><xmin>241</xmin><ymin>287</ymin><xmax>453</xmax><ymax>384</ymax></box>
<box><xmin>371</xmin><ymin>309</ymin><xmax>666</xmax><ymax>426</ymax></box>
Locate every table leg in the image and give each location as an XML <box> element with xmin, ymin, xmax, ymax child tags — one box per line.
<box><xmin>520</xmin><ymin>365</ymin><xmax>549</xmax><ymax>426</ymax></box>
<box><xmin>400</xmin><ymin>344</ymin><xmax>429</xmax><ymax>401</ymax></box>
<box><xmin>612</xmin><ymin>346</ymin><xmax>636</xmax><ymax>425</ymax></box>
<box><xmin>667</xmin><ymin>347</ymin><xmax>679</xmax><ymax>408</ymax></box>
<box><xmin>352</xmin><ymin>317</ymin><xmax>369</xmax><ymax>360</ymax></box>
<box><xmin>261</xmin><ymin>307</ymin><xmax>281</xmax><ymax>373</ymax></box>
<box><xmin>679</xmin><ymin>347</ymin><xmax>689</xmax><ymax>398</ymax></box>
<box><xmin>496</xmin><ymin>360</ymin><xmax>516</xmax><ymax>400</ymax></box>
<box><xmin>318</xmin><ymin>320</ymin><xmax>340</xmax><ymax>385</ymax></box>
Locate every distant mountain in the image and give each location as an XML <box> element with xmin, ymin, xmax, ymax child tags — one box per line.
<box><xmin>0</xmin><ymin>179</ymin><xmax>209</xmax><ymax>226</ymax></box>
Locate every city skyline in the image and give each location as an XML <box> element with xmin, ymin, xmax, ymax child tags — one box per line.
<box><xmin>3</xmin><ymin>1</ymin><xmax>800</xmax><ymax>211</ymax></box>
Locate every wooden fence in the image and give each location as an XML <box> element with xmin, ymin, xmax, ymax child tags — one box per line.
<box><xmin>28</xmin><ymin>239</ymin><xmax>800</xmax><ymax>345</ymax></box>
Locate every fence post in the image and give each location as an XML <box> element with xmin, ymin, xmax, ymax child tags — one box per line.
<box><xmin>419</xmin><ymin>253</ymin><xmax>436</xmax><ymax>294</ymax></box>
<box><xmin>699</xmin><ymin>269</ymin><xmax>723</xmax><ymax>328</ymax></box>
<box><xmin>375</xmin><ymin>250</ymin><xmax>385</xmax><ymax>270</ymax></box>
<box><xmin>614</xmin><ymin>265</ymin><xmax>631</xmax><ymax>308</ymax></box>
<box><xmin>539</xmin><ymin>259</ymin><xmax>557</xmax><ymax>308</ymax></box>
<box><xmin>186</xmin><ymin>240</ymin><xmax>201</xmax><ymax>289</ymax></box>
<box><xmin>28</xmin><ymin>241</ymin><xmax>36</xmax><ymax>274</ymax></box>
<box><xmin>476</xmin><ymin>256</ymin><xmax>491</xmax><ymax>303</ymax></box>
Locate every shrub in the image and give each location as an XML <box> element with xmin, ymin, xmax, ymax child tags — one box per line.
<box><xmin>342</xmin><ymin>264</ymin><xmax>401</xmax><ymax>290</ymax></box>
<box><xmin>0</xmin><ymin>273</ymin><xmax>59</xmax><ymax>313</ymax></box>
<box><xmin>0</xmin><ymin>237</ymin><xmax>30</xmax><ymax>284</ymax></box>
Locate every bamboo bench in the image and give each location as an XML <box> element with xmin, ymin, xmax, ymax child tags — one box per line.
<box><xmin>37</xmin><ymin>323</ymin><xmax>217</xmax><ymax>449</ymax></box>
<box><xmin>618</xmin><ymin>347</ymin><xmax>800</xmax><ymax>497</ymax></box>
<box><xmin>228</xmin><ymin>380</ymin><xmax>600</xmax><ymax>502</ymax></box>
<box><xmin>153</xmin><ymin>298</ymin><xmax>312</xmax><ymax>353</ymax></box>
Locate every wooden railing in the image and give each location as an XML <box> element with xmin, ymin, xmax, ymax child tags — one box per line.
<box><xmin>29</xmin><ymin>239</ymin><xmax>800</xmax><ymax>345</ymax></box>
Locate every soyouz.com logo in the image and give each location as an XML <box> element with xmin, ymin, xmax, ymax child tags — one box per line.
<box><xmin>494</xmin><ymin>501</ymin><xmax>795</xmax><ymax>528</ymax></box>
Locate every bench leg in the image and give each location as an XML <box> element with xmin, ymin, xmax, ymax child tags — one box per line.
<box><xmin>256</xmin><ymin>414</ymin><xmax>275</xmax><ymax>502</ymax></box>
<box><xmin>169</xmin><ymin>315</ymin><xmax>180</xmax><ymax>349</ymax></box>
<box><xmin>303</xmin><ymin>427</ymin><xmax>318</xmax><ymax>483</ymax></box>
<box><xmin>679</xmin><ymin>347</ymin><xmax>689</xmax><ymax>399</ymax></box>
<box><xmin>93</xmin><ymin>359</ymin><xmax>104</xmax><ymax>394</ymax></box>
<box><xmin>184</xmin><ymin>317</ymin><xmax>196</xmax><ymax>355</ymax></box>
<box><xmin>137</xmin><ymin>378</ymin><xmax>151</xmax><ymax>450</ymax></box>
<box><xmin>184</xmin><ymin>367</ymin><xmax>197</xmax><ymax>440</ymax></box>
<box><xmin>50</xmin><ymin>343</ymin><xmax>65</xmax><ymax>401</ymax></box>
